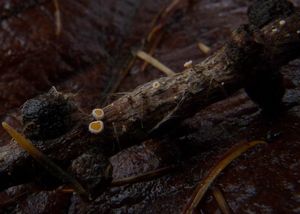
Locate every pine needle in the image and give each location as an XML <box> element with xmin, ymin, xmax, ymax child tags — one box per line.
<box><xmin>212</xmin><ymin>186</ymin><xmax>232</xmax><ymax>214</ymax></box>
<box><xmin>2</xmin><ymin>122</ymin><xmax>88</xmax><ymax>198</ymax></box>
<box><xmin>135</xmin><ymin>50</ymin><xmax>176</xmax><ymax>76</ymax></box>
<box><xmin>53</xmin><ymin>0</ymin><xmax>62</xmax><ymax>36</ymax></box>
<box><xmin>183</xmin><ymin>140</ymin><xmax>266</xmax><ymax>214</ymax></box>
<box><xmin>198</xmin><ymin>42</ymin><xmax>211</xmax><ymax>54</ymax></box>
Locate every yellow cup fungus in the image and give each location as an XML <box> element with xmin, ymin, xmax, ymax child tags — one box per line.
<box><xmin>88</xmin><ymin>120</ymin><xmax>104</xmax><ymax>134</ymax></box>
<box><xmin>92</xmin><ymin>108</ymin><xmax>105</xmax><ymax>120</ymax></box>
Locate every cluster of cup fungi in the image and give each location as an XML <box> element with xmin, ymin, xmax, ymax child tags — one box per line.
<box><xmin>89</xmin><ymin>108</ymin><xmax>105</xmax><ymax>134</ymax></box>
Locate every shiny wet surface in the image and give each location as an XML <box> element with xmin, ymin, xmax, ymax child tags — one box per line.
<box><xmin>1</xmin><ymin>0</ymin><xmax>300</xmax><ymax>213</ymax></box>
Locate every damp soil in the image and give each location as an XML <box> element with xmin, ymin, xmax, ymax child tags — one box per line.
<box><xmin>1</xmin><ymin>0</ymin><xmax>300</xmax><ymax>213</ymax></box>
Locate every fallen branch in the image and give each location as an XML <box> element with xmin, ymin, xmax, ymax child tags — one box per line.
<box><xmin>0</xmin><ymin>0</ymin><xmax>299</xmax><ymax>195</ymax></box>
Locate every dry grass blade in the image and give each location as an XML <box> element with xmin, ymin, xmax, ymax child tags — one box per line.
<box><xmin>135</xmin><ymin>50</ymin><xmax>176</xmax><ymax>76</ymax></box>
<box><xmin>1</xmin><ymin>122</ymin><xmax>88</xmax><ymax>198</ymax></box>
<box><xmin>212</xmin><ymin>186</ymin><xmax>232</xmax><ymax>214</ymax></box>
<box><xmin>183</xmin><ymin>140</ymin><xmax>266</xmax><ymax>214</ymax></box>
<box><xmin>111</xmin><ymin>166</ymin><xmax>175</xmax><ymax>186</ymax></box>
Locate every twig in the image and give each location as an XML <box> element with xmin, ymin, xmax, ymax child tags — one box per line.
<box><xmin>1</xmin><ymin>0</ymin><xmax>300</xmax><ymax>193</ymax></box>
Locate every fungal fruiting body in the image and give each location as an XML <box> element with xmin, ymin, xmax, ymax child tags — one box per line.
<box><xmin>89</xmin><ymin>121</ymin><xmax>104</xmax><ymax>134</ymax></box>
<box><xmin>184</xmin><ymin>60</ymin><xmax>193</xmax><ymax>68</ymax></box>
<box><xmin>279</xmin><ymin>20</ymin><xmax>286</xmax><ymax>26</ymax></box>
<box><xmin>152</xmin><ymin>81</ymin><xmax>161</xmax><ymax>89</ymax></box>
<box><xmin>92</xmin><ymin>108</ymin><xmax>105</xmax><ymax>120</ymax></box>
<box><xmin>90</xmin><ymin>108</ymin><xmax>105</xmax><ymax>134</ymax></box>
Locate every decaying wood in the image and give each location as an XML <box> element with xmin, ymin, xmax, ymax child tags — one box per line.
<box><xmin>103</xmin><ymin>13</ymin><xmax>300</xmax><ymax>144</ymax></box>
<box><xmin>1</xmin><ymin>0</ymin><xmax>300</xmax><ymax>195</ymax></box>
